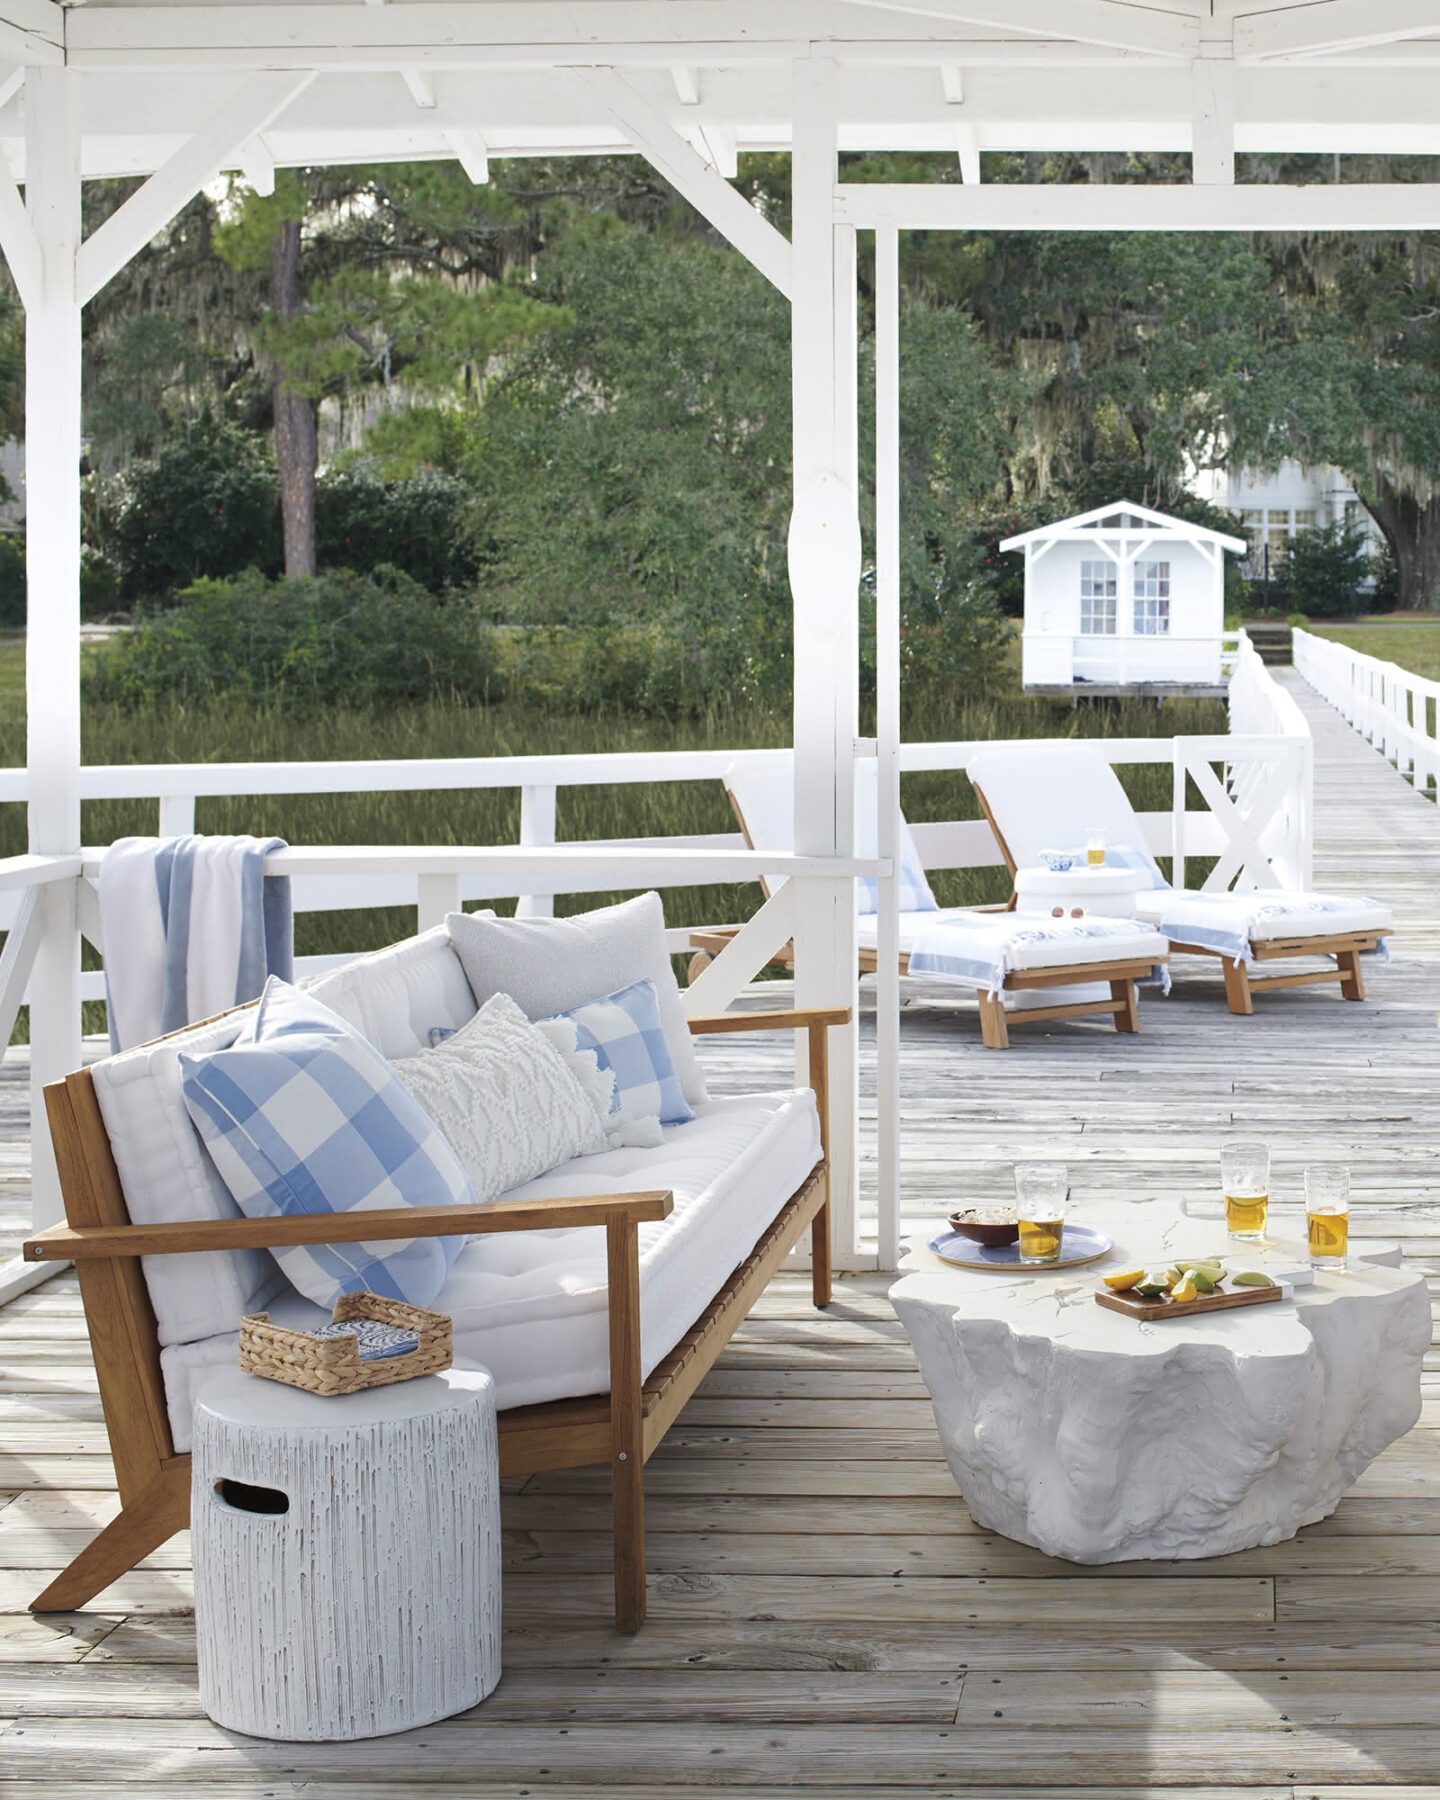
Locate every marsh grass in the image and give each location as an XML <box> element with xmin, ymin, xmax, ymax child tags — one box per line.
<box><xmin>0</xmin><ymin>682</ymin><xmax>1225</xmax><ymax>1036</ymax></box>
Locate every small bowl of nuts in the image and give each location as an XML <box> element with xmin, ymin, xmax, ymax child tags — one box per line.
<box><xmin>946</xmin><ymin>1205</ymin><xmax>1020</xmax><ymax>1248</ymax></box>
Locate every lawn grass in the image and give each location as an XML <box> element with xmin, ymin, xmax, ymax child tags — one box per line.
<box><xmin>1311</xmin><ymin>620</ymin><xmax>1440</xmax><ymax>683</ymax></box>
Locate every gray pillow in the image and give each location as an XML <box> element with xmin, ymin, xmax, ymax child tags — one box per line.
<box><xmin>445</xmin><ymin>893</ymin><xmax>707</xmax><ymax>1108</ymax></box>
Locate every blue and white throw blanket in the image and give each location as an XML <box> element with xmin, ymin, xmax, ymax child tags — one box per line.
<box><xmin>1156</xmin><ymin>891</ymin><xmax>1391</xmax><ymax>968</ymax></box>
<box><xmin>99</xmin><ymin>835</ymin><xmax>293</xmax><ymax>1051</ymax></box>
<box><xmin>907</xmin><ymin>910</ymin><xmax>1168</xmax><ymax>998</ymax></box>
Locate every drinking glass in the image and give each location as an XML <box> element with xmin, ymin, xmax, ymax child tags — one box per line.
<box><xmin>1305</xmin><ymin>1165</ymin><xmax>1349</xmax><ymax>1272</ymax></box>
<box><xmin>1086</xmin><ymin>829</ymin><xmax>1106</xmax><ymax>869</ymax></box>
<box><xmin>1014</xmin><ymin>1163</ymin><xmax>1068</xmax><ymax>1264</ymax></box>
<box><xmin>1221</xmin><ymin>1140</ymin><xmax>1269</xmax><ymax>1241</ymax></box>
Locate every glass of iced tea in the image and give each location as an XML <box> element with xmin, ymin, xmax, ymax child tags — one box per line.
<box><xmin>1014</xmin><ymin>1163</ymin><xmax>1068</xmax><ymax>1264</ymax></box>
<box><xmin>1305</xmin><ymin>1165</ymin><xmax>1349</xmax><ymax>1272</ymax></box>
<box><xmin>1086</xmin><ymin>829</ymin><xmax>1106</xmax><ymax>868</ymax></box>
<box><xmin>1221</xmin><ymin>1140</ymin><xmax>1269</xmax><ymax>1241</ymax></box>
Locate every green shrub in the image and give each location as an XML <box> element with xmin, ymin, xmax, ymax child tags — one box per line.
<box><xmin>0</xmin><ymin>533</ymin><xmax>22</xmax><ymax>627</ymax></box>
<box><xmin>1280</xmin><ymin>520</ymin><xmax>1372</xmax><ymax>618</ymax></box>
<box><xmin>315</xmin><ymin>467</ymin><xmax>477</xmax><ymax>592</ymax></box>
<box><xmin>83</xmin><ymin>566</ymin><xmax>500</xmax><ymax>708</ymax></box>
<box><xmin>112</xmin><ymin>416</ymin><xmax>282</xmax><ymax>599</ymax></box>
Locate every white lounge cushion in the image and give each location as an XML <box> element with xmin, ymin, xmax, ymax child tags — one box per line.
<box><xmin>446</xmin><ymin>894</ymin><xmax>707</xmax><ymax>1110</ymax></box>
<box><xmin>1139</xmin><ymin>889</ymin><xmax>1393</xmax><ymax>946</ymax></box>
<box><xmin>158</xmin><ymin>1088</ymin><xmax>822</xmax><ymax>1449</ymax></box>
<box><xmin>725</xmin><ymin>752</ymin><xmax>938</xmax><ymax>911</ymax></box>
<box><xmin>967</xmin><ymin>746</ymin><xmax>1168</xmax><ymax>884</ymax></box>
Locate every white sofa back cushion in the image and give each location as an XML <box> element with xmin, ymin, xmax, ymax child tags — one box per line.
<box><xmin>89</xmin><ymin>927</ymin><xmax>481</xmax><ymax>1351</ymax></box>
<box><xmin>91</xmin><ymin>1011</ymin><xmax>285</xmax><ymax>1348</ymax></box>
<box><xmin>446</xmin><ymin>894</ymin><xmax>707</xmax><ymax>1110</ymax></box>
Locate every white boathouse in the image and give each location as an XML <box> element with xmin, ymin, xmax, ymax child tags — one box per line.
<box><xmin>1005</xmin><ymin>502</ymin><xmax>1246</xmax><ymax>697</ymax></box>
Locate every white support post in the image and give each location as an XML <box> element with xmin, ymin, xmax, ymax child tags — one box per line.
<box><xmin>874</xmin><ymin>222</ymin><xmax>902</xmax><ymax>1271</ymax></box>
<box><xmin>158</xmin><ymin>793</ymin><xmax>196</xmax><ymax>837</ymax></box>
<box><xmin>789</xmin><ymin>57</ymin><xmax>862</xmax><ymax>1269</ymax></box>
<box><xmin>417</xmin><ymin>871</ymin><xmax>462</xmax><ymax>933</ymax></box>
<box><xmin>23</xmin><ymin>65</ymin><xmax>82</xmax><ymax>1251</ymax></box>
<box><xmin>516</xmin><ymin>784</ymin><xmax>556</xmax><ymax>918</ymax></box>
<box><xmin>1191</xmin><ymin>57</ymin><xmax>1236</xmax><ymax>185</ymax></box>
<box><xmin>1171</xmin><ymin>750</ymin><xmax>1188</xmax><ymax>893</ymax></box>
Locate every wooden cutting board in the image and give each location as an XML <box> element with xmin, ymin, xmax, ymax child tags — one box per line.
<box><xmin>1095</xmin><ymin>1283</ymin><xmax>1286</xmax><ymax>1321</ymax></box>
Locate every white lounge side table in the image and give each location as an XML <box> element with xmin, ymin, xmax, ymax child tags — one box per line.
<box><xmin>191</xmin><ymin>1362</ymin><xmax>502</xmax><ymax>1741</ymax></box>
<box><xmin>890</xmin><ymin>1197</ymin><xmax>1431</xmax><ymax>1564</ymax></box>
<box><xmin>1014</xmin><ymin>862</ymin><xmax>1146</xmax><ymax>919</ymax></box>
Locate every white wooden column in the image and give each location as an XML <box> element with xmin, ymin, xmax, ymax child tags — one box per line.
<box><xmin>23</xmin><ymin>67</ymin><xmax>82</xmax><ymax>1248</ymax></box>
<box><xmin>873</xmin><ymin>223</ymin><xmax>901</xmax><ymax>1270</ymax></box>
<box><xmin>789</xmin><ymin>58</ymin><xmax>862</xmax><ymax>1266</ymax></box>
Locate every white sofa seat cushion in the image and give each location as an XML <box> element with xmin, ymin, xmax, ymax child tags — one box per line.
<box><xmin>158</xmin><ymin>1088</ymin><xmax>822</xmax><ymax>1450</ymax></box>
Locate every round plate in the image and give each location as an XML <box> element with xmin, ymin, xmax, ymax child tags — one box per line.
<box><xmin>926</xmin><ymin>1223</ymin><xmax>1115</xmax><ymax>1272</ymax></box>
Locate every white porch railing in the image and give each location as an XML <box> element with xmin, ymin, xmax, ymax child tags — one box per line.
<box><xmin>1294</xmin><ymin>625</ymin><xmax>1440</xmax><ymax>798</ymax></box>
<box><xmin>0</xmin><ymin>638</ymin><xmax>1313</xmax><ymax>1298</ymax></box>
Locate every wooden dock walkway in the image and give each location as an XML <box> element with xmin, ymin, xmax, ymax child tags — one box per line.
<box><xmin>1</xmin><ymin>675</ymin><xmax>1438</xmax><ymax>1796</ymax></box>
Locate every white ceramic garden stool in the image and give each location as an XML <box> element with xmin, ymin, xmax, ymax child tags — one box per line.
<box><xmin>191</xmin><ymin>1362</ymin><xmax>501</xmax><ymax>1741</ymax></box>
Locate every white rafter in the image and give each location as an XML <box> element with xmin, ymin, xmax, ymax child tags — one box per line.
<box><xmin>446</xmin><ymin>126</ymin><xmax>490</xmax><ymax>184</ymax></box>
<box><xmin>577</xmin><ymin>68</ymin><xmax>791</xmax><ymax>298</ymax></box>
<box><xmin>75</xmin><ymin>70</ymin><xmax>315</xmax><ymax>306</ymax></box>
<box><xmin>1235</xmin><ymin>0</ymin><xmax>1440</xmax><ymax>62</ymax></box>
<box><xmin>840</xmin><ymin>0</ymin><xmax>1197</xmax><ymax>59</ymax></box>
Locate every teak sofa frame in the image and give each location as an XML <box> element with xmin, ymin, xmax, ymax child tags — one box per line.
<box><xmin>23</xmin><ymin>1003</ymin><xmax>848</xmax><ymax>1634</ymax></box>
<box><xmin>969</xmin><ymin>777</ymin><xmax>1381</xmax><ymax>1017</ymax></box>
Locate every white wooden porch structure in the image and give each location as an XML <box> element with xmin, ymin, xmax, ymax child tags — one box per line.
<box><xmin>0</xmin><ymin>0</ymin><xmax>1438</xmax><ymax>1300</ymax></box>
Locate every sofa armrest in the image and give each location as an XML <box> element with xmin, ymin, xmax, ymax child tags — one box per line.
<box><xmin>23</xmin><ymin>1189</ymin><xmax>674</xmax><ymax>1263</ymax></box>
<box><xmin>687</xmin><ymin>1006</ymin><xmax>850</xmax><ymax>1035</ymax></box>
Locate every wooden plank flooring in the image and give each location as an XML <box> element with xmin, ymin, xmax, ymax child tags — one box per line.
<box><xmin>1</xmin><ymin>670</ymin><xmax>1439</xmax><ymax>1794</ymax></box>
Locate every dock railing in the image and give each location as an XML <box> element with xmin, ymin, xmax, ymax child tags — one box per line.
<box><xmin>1293</xmin><ymin>625</ymin><xmax>1440</xmax><ymax>798</ymax></box>
<box><xmin>0</xmin><ymin>631</ymin><xmax>1312</xmax><ymax>1294</ymax></box>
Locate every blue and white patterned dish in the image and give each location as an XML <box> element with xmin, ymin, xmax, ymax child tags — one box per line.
<box><xmin>310</xmin><ymin>1320</ymin><xmax>421</xmax><ymax>1361</ymax></box>
<box><xmin>926</xmin><ymin>1223</ymin><xmax>1114</xmax><ymax>1272</ymax></box>
<box><xmin>1038</xmin><ymin>849</ymin><xmax>1078</xmax><ymax>872</ymax></box>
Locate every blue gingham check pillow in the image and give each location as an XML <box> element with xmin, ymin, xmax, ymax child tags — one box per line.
<box><xmin>178</xmin><ymin>977</ymin><xmax>474</xmax><ymax>1310</ymax></box>
<box><xmin>855</xmin><ymin>816</ymin><xmax>937</xmax><ymax>916</ymax></box>
<box><xmin>548</xmin><ymin>978</ymin><xmax>693</xmax><ymax>1127</ymax></box>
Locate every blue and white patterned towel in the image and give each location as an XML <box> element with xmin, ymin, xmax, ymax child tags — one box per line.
<box><xmin>1156</xmin><ymin>892</ymin><xmax>1391</xmax><ymax>967</ymax></box>
<box><xmin>100</xmin><ymin>834</ymin><xmax>293</xmax><ymax>1051</ymax></box>
<box><xmin>907</xmin><ymin>911</ymin><xmax>1168</xmax><ymax>998</ymax></box>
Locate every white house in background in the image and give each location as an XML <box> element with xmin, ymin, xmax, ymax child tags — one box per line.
<box><xmin>1193</xmin><ymin>459</ymin><xmax>1384</xmax><ymax>582</ymax></box>
<box><xmin>1003</xmin><ymin>501</ymin><xmax>1247</xmax><ymax>697</ymax></box>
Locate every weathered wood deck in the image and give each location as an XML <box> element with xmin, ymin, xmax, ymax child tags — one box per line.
<box><xmin>1</xmin><ymin>669</ymin><xmax>1438</xmax><ymax>1796</ymax></box>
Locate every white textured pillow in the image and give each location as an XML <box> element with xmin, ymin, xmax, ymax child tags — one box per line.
<box><xmin>445</xmin><ymin>893</ymin><xmax>707</xmax><ymax>1109</ymax></box>
<box><xmin>390</xmin><ymin>993</ymin><xmax>606</xmax><ymax>1203</ymax></box>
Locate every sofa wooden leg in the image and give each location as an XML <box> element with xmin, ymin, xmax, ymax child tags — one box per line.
<box><xmin>1110</xmin><ymin>979</ymin><xmax>1140</xmax><ymax>1035</ymax></box>
<box><xmin>1222</xmin><ymin>956</ymin><xmax>1254</xmax><ymax>1015</ymax></box>
<box><xmin>32</xmin><ymin>1464</ymin><xmax>189</xmax><ymax>1614</ymax></box>
<box><xmin>978</xmin><ymin>991</ymin><xmax>1010</xmax><ymax>1050</ymax></box>
<box><xmin>1338</xmin><ymin>947</ymin><xmax>1366</xmax><ymax>1001</ymax></box>
<box><xmin>606</xmin><ymin>1209</ymin><xmax>647</xmax><ymax>1633</ymax></box>
<box><xmin>811</xmin><ymin>1196</ymin><xmax>832</xmax><ymax>1310</ymax></box>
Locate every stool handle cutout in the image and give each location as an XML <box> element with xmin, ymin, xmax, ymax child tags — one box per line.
<box><xmin>215</xmin><ymin>1478</ymin><xmax>290</xmax><ymax>1516</ymax></box>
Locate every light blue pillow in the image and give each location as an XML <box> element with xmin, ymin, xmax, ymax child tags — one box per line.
<box><xmin>548</xmin><ymin>978</ymin><xmax>694</xmax><ymax>1127</ymax></box>
<box><xmin>179</xmin><ymin>977</ymin><xmax>474</xmax><ymax>1310</ymax></box>
<box><xmin>856</xmin><ymin>823</ymin><xmax>938</xmax><ymax>915</ymax></box>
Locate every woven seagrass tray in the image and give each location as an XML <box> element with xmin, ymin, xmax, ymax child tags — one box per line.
<box><xmin>238</xmin><ymin>1292</ymin><xmax>452</xmax><ymax>1396</ymax></box>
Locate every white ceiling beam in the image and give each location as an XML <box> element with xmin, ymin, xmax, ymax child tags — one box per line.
<box><xmin>1235</xmin><ymin>1</ymin><xmax>1440</xmax><ymax>62</ymax></box>
<box><xmin>236</xmin><ymin>135</ymin><xmax>274</xmax><ymax>196</ymax></box>
<box><xmin>836</xmin><ymin>179</ymin><xmax>1440</xmax><ymax>232</ymax></box>
<box><xmin>1191</xmin><ymin>57</ymin><xmax>1236</xmax><ymax>184</ymax></box>
<box><xmin>577</xmin><ymin>68</ymin><xmax>791</xmax><ymax>298</ymax></box>
<box><xmin>75</xmin><ymin>69</ymin><xmax>315</xmax><ymax>306</ymax></box>
<box><xmin>840</xmin><ymin>0</ymin><xmax>1196</xmax><ymax>59</ymax></box>
<box><xmin>0</xmin><ymin>0</ymin><xmax>60</xmax><ymax>65</ymax></box>
<box><xmin>446</xmin><ymin>126</ymin><xmax>490</xmax><ymax>183</ymax></box>
<box><xmin>0</xmin><ymin>152</ymin><xmax>39</xmax><ymax>308</ymax></box>
<box><xmin>670</xmin><ymin>64</ymin><xmax>701</xmax><ymax>105</ymax></box>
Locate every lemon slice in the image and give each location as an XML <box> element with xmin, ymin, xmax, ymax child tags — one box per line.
<box><xmin>1170</xmin><ymin>1276</ymin><xmax>1199</xmax><ymax>1303</ymax></box>
<box><xmin>1103</xmin><ymin>1268</ymin><xmax>1146</xmax><ymax>1292</ymax></box>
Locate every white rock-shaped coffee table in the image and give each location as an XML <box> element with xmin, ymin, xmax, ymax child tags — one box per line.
<box><xmin>890</xmin><ymin>1198</ymin><xmax>1430</xmax><ymax>1564</ymax></box>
